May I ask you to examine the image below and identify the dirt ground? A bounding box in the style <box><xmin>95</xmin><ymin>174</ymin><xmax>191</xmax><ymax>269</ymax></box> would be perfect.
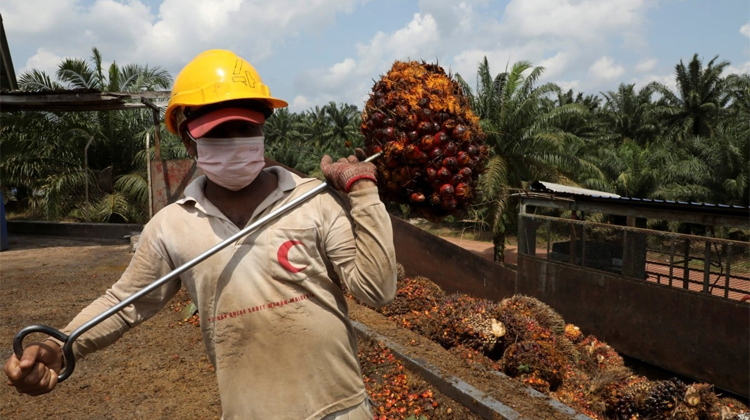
<box><xmin>0</xmin><ymin>234</ymin><xmax>570</xmax><ymax>420</ymax></box>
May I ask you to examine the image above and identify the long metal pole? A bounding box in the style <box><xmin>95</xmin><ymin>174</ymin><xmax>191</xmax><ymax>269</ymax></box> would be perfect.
<box><xmin>14</xmin><ymin>152</ymin><xmax>381</xmax><ymax>382</ymax></box>
<box><xmin>84</xmin><ymin>136</ymin><xmax>94</xmax><ymax>204</ymax></box>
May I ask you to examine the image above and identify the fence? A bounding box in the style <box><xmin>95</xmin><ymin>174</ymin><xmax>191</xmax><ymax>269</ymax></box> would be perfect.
<box><xmin>518</xmin><ymin>213</ymin><xmax>750</xmax><ymax>302</ymax></box>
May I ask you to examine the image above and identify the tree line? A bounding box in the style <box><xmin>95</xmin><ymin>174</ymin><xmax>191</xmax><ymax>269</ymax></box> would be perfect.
<box><xmin>1</xmin><ymin>49</ymin><xmax>747</xmax><ymax>259</ymax></box>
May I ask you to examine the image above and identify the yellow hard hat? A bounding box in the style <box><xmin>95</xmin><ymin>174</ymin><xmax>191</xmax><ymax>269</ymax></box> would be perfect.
<box><xmin>165</xmin><ymin>49</ymin><xmax>288</xmax><ymax>134</ymax></box>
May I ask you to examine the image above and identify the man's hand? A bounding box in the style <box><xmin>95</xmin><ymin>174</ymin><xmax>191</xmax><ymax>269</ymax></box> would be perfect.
<box><xmin>5</xmin><ymin>341</ymin><xmax>63</xmax><ymax>396</ymax></box>
<box><xmin>320</xmin><ymin>151</ymin><xmax>377</xmax><ymax>193</ymax></box>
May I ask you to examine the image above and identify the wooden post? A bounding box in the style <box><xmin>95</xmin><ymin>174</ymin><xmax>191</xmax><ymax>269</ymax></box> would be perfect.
<box><xmin>141</xmin><ymin>99</ymin><xmax>162</xmax><ymax>161</ymax></box>
<box><xmin>570</xmin><ymin>211</ymin><xmax>579</xmax><ymax>266</ymax></box>
<box><xmin>518</xmin><ymin>204</ymin><xmax>537</xmax><ymax>257</ymax></box>
<box><xmin>668</xmin><ymin>238</ymin><xmax>676</xmax><ymax>287</ymax></box>
<box><xmin>724</xmin><ymin>243</ymin><xmax>732</xmax><ymax>299</ymax></box>
<box><xmin>683</xmin><ymin>239</ymin><xmax>691</xmax><ymax>289</ymax></box>
<box><xmin>703</xmin><ymin>237</ymin><xmax>711</xmax><ymax>294</ymax></box>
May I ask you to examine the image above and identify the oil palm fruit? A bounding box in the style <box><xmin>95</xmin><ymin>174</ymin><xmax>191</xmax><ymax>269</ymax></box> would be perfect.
<box><xmin>361</xmin><ymin>60</ymin><xmax>488</xmax><ymax>219</ymax></box>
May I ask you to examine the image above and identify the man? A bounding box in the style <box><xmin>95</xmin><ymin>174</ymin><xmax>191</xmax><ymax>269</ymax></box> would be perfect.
<box><xmin>5</xmin><ymin>49</ymin><xmax>397</xmax><ymax>420</ymax></box>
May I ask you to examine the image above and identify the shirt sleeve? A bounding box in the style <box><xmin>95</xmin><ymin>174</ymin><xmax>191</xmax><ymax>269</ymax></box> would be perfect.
<box><xmin>57</xmin><ymin>220</ymin><xmax>181</xmax><ymax>361</ymax></box>
<box><xmin>324</xmin><ymin>184</ymin><xmax>397</xmax><ymax>308</ymax></box>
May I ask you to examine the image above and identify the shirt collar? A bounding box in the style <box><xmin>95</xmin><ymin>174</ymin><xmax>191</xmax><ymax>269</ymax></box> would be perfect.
<box><xmin>176</xmin><ymin>166</ymin><xmax>307</xmax><ymax>217</ymax></box>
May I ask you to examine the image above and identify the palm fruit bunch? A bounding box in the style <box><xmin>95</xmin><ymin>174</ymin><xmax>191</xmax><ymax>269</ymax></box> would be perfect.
<box><xmin>717</xmin><ymin>397</ymin><xmax>750</xmax><ymax>419</ymax></box>
<box><xmin>564</xmin><ymin>324</ymin><xmax>584</xmax><ymax>344</ymax></box>
<box><xmin>360</xmin><ymin>60</ymin><xmax>489</xmax><ymax>218</ymax></box>
<box><xmin>499</xmin><ymin>295</ymin><xmax>566</xmax><ymax>335</ymax></box>
<box><xmin>671</xmin><ymin>383</ymin><xmax>722</xmax><ymax>420</ymax></box>
<box><xmin>552</xmin><ymin>366</ymin><xmax>602</xmax><ymax>419</ymax></box>
<box><xmin>424</xmin><ymin>294</ymin><xmax>505</xmax><ymax>357</ymax></box>
<box><xmin>500</xmin><ymin>340</ymin><xmax>566</xmax><ymax>392</ymax></box>
<box><xmin>586</xmin><ymin>365</ymin><xmax>638</xmax><ymax>414</ymax></box>
<box><xmin>449</xmin><ymin>345</ymin><xmax>501</xmax><ymax>371</ymax></box>
<box><xmin>378</xmin><ymin>275</ymin><xmax>445</xmax><ymax>317</ymax></box>
<box><xmin>496</xmin><ymin>310</ymin><xmax>553</xmax><ymax>347</ymax></box>
<box><xmin>576</xmin><ymin>335</ymin><xmax>625</xmax><ymax>376</ymax></box>
<box><xmin>609</xmin><ymin>378</ymin><xmax>654</xmax><ymax>420</ymax></box>
<box><xmin>640</xmin><ymin>378</ymin><xmax>688</xmax><ymax>418</ymax></box>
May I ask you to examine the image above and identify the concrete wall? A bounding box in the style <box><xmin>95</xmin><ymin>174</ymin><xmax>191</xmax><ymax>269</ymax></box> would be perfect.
<box><xmin>390</xmin><ymin>216</ymin><xmax>517</xmax><ymax>302</ymax></box>
<box><xmin>516</xmin><ymin>254</ymin><xmax>750</xmax><ymax>398</ymax></box>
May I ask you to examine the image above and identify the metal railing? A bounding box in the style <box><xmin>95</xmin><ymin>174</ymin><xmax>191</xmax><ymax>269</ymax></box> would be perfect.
<box><xmin>518</xmin><ymin>213</ymin><xmax>750</xmax><ymax>302</ymax></box>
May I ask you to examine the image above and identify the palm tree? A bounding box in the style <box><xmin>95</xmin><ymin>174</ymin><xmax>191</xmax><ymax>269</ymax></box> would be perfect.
<box><xmin>649</xmin><ymin>54</ymin><xmax>730</xmax><ymax>141</ymax></box>
<box><xmin>265</xmin><ymin>108</ymin><xmax>319</xmax><ymax>174</ymax></box>
<box><xmin>266</xmin><ymin>103</ymin><xmax>365</xmax><ymax>177</ymax></box>
<box><xmin>456</xmin><ymin>57</ymin><xmax>605</xmax><ymax>262</ymax></box>
<box><xmin>321</xmin><ymin>102</ymin><xmax>364</xmax><ymax>157</ymax></box>
<box><xmin>600</xmin><ymin>83</ymin><xmax>659</xmax><ymax>146</ymax></box>
<box><xmin>0</xmin><ymin>47</ymin><xmax>172</xmax><ymax>222</ymax></box>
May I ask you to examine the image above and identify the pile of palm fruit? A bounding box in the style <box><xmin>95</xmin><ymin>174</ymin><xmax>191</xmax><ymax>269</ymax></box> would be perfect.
<box><xmin>353</xmin><ymin>269</ymin><xmax>750</xmax><ymax>420</ymax></box>
<box><xmin>358</xmin><ymin>339</ymin><xmax>441</xmax><ymax>420</ymax></box>
<box><xmin>360</xmin><ymin>60</ymin><xmax>489</xmax><ymax>219</ymax></box>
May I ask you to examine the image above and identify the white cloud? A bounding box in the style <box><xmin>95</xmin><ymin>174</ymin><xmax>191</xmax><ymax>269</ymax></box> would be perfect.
<box><xmin>631</xmin><ymin>73</ymin><xmax>675</xmax><ymax>94</ymax></box>
<box><xmin>502</xmin><ymin>0</ymin><xmax>647</xmax><ymax>45</ymax></box>
<box><xmin>291</xmin><ymin>95</ymin><xmax>311</xmax><ymax>111</ymax></box>
<box><xmin>446</xmin><ymin>0</ymin><xmax>652</xmax><ymax>95</ymax></box>
<box><xmin>356</xmin><ymin>13</ymin><xmax>439</xmax><ymax>69</ymax></box>
<box><xmin>3</xmin><ymin>0</ymin><xmax>367</xmax><ymax>85</ymax></box>
<box><xmin>589</xmin><ymin>56</ymin><xmax>625</xmax><ymax>82</ymax></box>
<box><xmin>555</xmin><ymin>79</ymin><xmax>581</xmax><ymax>93</ymax></box>
<box><xmin>727</xmin><ymin>62</ymin><xmax>750</xmax><ymax>75</ymax></box>
<box><xmin>4</xmin><ymin>0</ymin><xmax>743</xmax><ymax>113</ymax></box>
<box><xmin>0</xmin><ymin>0</ymin><xmax>77</xmax><ymax>35</ymax></box>
<box><xmin>294</xmin><ymin>12</ymin><xmax>440</xmax><ymax>110</ymax></box>
<box><xmin>24</xmin><ymin>48</ymin><xmax>63</xmax><ymax>76</ymax></box>
<box><xmin>135</xmin><ymin>0</ymin><xmax>369</xmax><ymax>73</ymax></box>
<box><xmin>537</xmin><ymin>51</ymin><xmax>575</xmax><ymax>79</ymax></box>
<box><xmin>635</xmin><ymin>58</ymin><xmax>657</xmax><ymax>73</ymax></box>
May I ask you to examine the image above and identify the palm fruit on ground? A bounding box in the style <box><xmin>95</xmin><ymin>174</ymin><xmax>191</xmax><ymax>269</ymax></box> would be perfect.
<box><xmin>360</xmin><ymin>60</ymin><xmax>489</xmax><ymax>219</ymax></box>
<box><xmin>358</xmin><ymin>339</ymin><xmax>440</xmax><ymax>420</ymax></box>
<box><xmin>500</xmin><ymin>340</ymin><xmax>566</xmax><ymax>392</ymax></box>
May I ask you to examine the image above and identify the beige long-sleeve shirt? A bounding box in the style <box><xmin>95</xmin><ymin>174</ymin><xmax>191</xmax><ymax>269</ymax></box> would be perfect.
<box><xmin>58</xmin><ymin>166</ymin><xmax>397</xmax><ymax>420</ymax></box>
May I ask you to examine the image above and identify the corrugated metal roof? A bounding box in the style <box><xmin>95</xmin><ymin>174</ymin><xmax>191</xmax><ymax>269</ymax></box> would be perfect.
<box><xmin>530</xmin><ymin>181</ymin><xmax>621</xmax><ymax>198</ymax></box>
<box><xmin>0</xmin><ymin>90</ymin><xmax>171</xmax><ymax>112</ymax></box>
<box><xmin>526</xmin><ymin>180</ymin><xmax>750</xmax><ymax>212</ymax></box>
<box><xmin>591</xmin><ymin>195</ymin><xmax>749</xmax><ymax>210</ymax></box>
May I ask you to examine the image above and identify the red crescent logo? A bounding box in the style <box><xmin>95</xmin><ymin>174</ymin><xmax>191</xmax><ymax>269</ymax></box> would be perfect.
<box><xmin>277</xmin><ymin>240</ymin><xmax>308</xmax><ymax>273</ymax></box>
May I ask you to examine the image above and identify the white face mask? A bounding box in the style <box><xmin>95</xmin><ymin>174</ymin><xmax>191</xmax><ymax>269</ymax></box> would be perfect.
<box><xmin>194</xmin><ymin>136</ymin><xmax>265</xmax><ymax>191</ymax></box>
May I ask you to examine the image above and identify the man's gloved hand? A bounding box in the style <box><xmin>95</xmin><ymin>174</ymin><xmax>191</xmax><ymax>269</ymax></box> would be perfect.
<box><xmin>320</xmin><ymin>150</ymin><xmax>377</xmax><ymax>193</ymax></box>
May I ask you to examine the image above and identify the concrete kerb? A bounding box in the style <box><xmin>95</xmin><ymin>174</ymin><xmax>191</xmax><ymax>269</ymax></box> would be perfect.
<box><xmin>7</xmin><ymin>221</ymin><xmax>143</xmax><ymax>241</ymax></box>
<box><xmin>352</xmin><ymin>320</ymin><xmax>527</xmax><ymax>420</ymax></box>
<box><xmin>352</xmin><ymin>320</ymin><xmax>594</xmax><ymax>420</ymax></box>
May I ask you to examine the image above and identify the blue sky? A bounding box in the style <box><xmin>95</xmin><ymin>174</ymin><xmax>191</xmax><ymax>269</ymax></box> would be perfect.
<box><xmin>2</xmin><ymin>0</ymin><xmax>748</xmax><ymax>112</ymax></box>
